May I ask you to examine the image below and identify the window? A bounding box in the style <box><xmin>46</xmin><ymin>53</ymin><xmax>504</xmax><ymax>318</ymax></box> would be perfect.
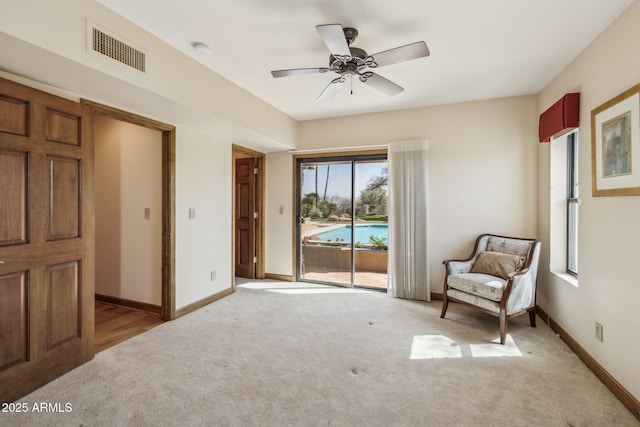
<box><xmin>566</xmin><ymin>132</ymin><xmax>578</xmax><ymax>275</ymax></box>
<box><xmin>550</xmin><ymin>131</ymin><xmax>578</xmax><ymax>281</ymax></box>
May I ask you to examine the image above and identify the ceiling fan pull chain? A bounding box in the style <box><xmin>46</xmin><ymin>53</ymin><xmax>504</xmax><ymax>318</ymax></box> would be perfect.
<box><xmin>350</xmin><ymin>75</ymin><xmax>353</xmax><ymax>95</ymax></box>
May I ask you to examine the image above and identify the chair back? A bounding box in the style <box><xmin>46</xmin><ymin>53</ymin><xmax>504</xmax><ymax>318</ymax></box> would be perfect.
<box><xmin>480</xmin><ymin>234</ymin><xmax>541</xmax><ymax>284</ymax></box>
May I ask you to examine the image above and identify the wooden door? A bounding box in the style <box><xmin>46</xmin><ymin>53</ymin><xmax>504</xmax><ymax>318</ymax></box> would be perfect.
<box><xmin>235</xmin><ymin>157</ymin><xmax>256</xmax><ymax>278</ymax></box>
<box><xmin>0</xmin><ymin>78</ymin><xmax>94</xmax><ymax>403</ymax></box>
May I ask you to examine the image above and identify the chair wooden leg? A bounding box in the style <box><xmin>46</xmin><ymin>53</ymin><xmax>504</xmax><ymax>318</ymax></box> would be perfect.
<box><xmin>440</xmin><ymin>293</ymin><xmax>449</xmax><ymax>319</ymax></box>
<box><xmin>529</xmin><ymin>309</ymin><xmax>537</xmax><ymax>328</ymax></box>
<box><xmin>499</xmin><ymin>311</ymin><xmax>507</xmax><ymax>345</ymax></box>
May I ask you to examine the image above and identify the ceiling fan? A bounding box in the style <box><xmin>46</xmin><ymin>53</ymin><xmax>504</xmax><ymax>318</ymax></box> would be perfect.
<box><xmin>271</xmin><ymin>24</ymin><xmax>430</xmax><ymax>100</ymax></box>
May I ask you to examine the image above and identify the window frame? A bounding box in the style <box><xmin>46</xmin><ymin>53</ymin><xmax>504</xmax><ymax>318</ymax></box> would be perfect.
<box><xmin>566</xmin><ymin>132</ymin><xmax>578</xmax><ymax>276</ymax></box>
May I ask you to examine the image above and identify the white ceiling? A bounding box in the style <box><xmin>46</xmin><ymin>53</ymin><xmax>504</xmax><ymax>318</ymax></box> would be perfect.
<box><xmin>97</xmin><ymin>0</ymin><xmax>633</xmax><ymax>121</ymax></box>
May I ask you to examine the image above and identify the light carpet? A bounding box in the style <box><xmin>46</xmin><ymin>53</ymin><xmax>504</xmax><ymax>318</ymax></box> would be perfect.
<box><xmin>3</xmin><ymin>279</ymin><xmax>638</xmax><ymax>427</ymax></box>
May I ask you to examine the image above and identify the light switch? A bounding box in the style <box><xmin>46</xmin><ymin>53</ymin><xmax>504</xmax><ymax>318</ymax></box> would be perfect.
<box><xmin>189</xmin><ymin>208</ymin><xmax>196</xmax><ymax>219</ymax></box>
<box><xmin>144</xmin><ymin>208</ymin><xmax>151</xmax><ymax>219</ymax></box>
<box><xmin>279</xmin><ymin>206</ymin><xmax>284</xmax><ymax>215</ymax></box>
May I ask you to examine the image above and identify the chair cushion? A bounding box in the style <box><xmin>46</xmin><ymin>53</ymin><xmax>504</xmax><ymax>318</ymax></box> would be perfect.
<box><xmin>447</xmin><ymin>273</ymin><xmax>507</xmax><ymax>302</ymax></box>
<box><xmin>470</xmin><ymin>251</ymin><xmax>525</xmax><ymax>280</ymax></box>
<box><xmin>447</xmin><ymin>289</ymin><xmax>501</xmax><ymax>314</ymax></box>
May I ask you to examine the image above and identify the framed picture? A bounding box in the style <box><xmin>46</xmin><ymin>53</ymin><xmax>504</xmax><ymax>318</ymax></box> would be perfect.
<box><xmin>591</xmin><ymin>83</ymin><xmax>640</xmax><ymax>196</ymax></box>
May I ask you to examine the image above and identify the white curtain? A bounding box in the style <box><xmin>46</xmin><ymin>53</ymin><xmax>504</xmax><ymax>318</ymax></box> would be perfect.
<box><xmin>387</xmin><ymin>140</ymin><xmax>430</xmax><ymax>301</ymax></box>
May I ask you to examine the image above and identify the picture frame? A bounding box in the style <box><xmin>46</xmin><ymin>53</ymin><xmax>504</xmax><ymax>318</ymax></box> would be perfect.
<box><xmin>591</xmin><ymin>83</ymin><xmax>640</xmax><ymax>196</ymax></box>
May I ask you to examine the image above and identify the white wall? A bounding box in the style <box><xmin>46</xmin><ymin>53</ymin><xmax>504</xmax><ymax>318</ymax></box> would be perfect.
<box><xmin>537</xmin><ymin>1</ymin><xmax>640</xmax><ymax>400</ymax></box>
<box><xmin>266</xmin><ymin>96</ymin><xmax>539</xmax><ymax>286</ymax></box>
<box><xmin>95</xmin><ymin>116</ymin><xmax>162</xmax><ymax>305</ymax></box>
<box><xmin>175</xmin><ymin>127</ymin><xmax>233</xmax><ymax>309</ymax></box>
<box><xmin>265</xmin><ymin>151</ymin><xmax>294</xmax><ymax>276</ymax></box>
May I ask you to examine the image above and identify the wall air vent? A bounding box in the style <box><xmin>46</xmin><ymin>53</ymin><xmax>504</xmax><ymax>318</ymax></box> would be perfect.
<box><xmin>89</xmin><ymin>23</ymin><xmax>146</xmax><ymax>72</ymax></box>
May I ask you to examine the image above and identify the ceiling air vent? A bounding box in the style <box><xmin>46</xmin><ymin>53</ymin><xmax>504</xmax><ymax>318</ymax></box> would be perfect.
<box><xmin>89</xmin><ymin>23</ymin><xmax>146</xmax><ymax>72</ymax></box>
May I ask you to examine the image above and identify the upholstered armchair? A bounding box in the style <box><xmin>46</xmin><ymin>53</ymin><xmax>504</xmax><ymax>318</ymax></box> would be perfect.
<box><xmin>440</xmin><ymin>234</ymin><xmax>541</xmax><ymax>344</ymax></box>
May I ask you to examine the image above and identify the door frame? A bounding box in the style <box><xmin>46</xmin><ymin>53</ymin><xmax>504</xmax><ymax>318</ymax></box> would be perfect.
<box><xmin>232</xmin><ymin>144</ymin><xmax>265</xmax><ymax>286</ymax></box>
<box><xmin>82</xmin><ymin>100</ymin><xmax>177</xmax><ymax>320</ymax></box>
<box><xmin>293</xmin><ymin>150</ymin><xmax>388</xmax><ymax>287</ymax></box>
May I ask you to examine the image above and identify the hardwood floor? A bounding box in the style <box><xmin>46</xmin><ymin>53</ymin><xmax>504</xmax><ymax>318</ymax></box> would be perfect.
<box><xmin>95</xmin><ymin>301</ymin><xmax>163</xmax><ymax>353</ymax></box>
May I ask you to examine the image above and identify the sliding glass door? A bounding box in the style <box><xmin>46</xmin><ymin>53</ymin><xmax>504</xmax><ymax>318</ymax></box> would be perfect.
<box><xmin>296</xmin><ymin>154</ymin><xmax>388</xmax><ymax>289</ymax></box>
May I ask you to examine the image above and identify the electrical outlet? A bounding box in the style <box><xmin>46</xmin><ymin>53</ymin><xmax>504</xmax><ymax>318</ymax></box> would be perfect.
<box><xmin>595</xmin><ymin>322</ymin><xmax>603</xmax><ymax>342</ymax></box>
<box><xmin>210</xmin><ymin>270</ymin><xmax>216</xmax><ymax>281</ymax></box>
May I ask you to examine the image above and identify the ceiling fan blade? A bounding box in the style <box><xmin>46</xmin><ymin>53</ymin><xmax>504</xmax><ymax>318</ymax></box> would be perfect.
<box><xmin>318</xmin><ymin>77</ymin><xmax>345</xmax><ymax>100</ymax></box>
<box><xmin>360</xmin><ymin>72</ymin><xmax>404</xmax><ymax>96</ymax></box>
<box><xmin>316</xmin><ymin>24</ymin><xmax>351</xmax><ymax>57</ymax></box>
<box><xmin>367</xmin><ymin>41</ymin><xmax>430</xmax><ymax>68</ymax></box>
<box><xmin>271</xmin><ymin>68</ymin><xmax>330</xmax><ymax>78</ymax></box>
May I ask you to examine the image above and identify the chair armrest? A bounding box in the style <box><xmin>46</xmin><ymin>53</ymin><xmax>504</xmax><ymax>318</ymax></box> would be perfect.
<box><xmin>443</xmin><ymin>234</ymin><xmax>490</xmax><ymax>275</ymax></box>
<box><xmin>443</xmin><ymin>259</ymin><xmax>474</xmax><ymax>275</ymax></box>
<box><xmin>505</xmin><ymin>268</ymin><xmax>536</xmax><ymax>314</ymax></box>
<box><xmin>507</xmin><ymin>267</ymin><xmax>529</xmax><ymax>279</ymax></box>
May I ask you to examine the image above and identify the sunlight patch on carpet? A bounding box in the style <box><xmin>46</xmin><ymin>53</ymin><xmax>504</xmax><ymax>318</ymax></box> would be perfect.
<box><xmin>238</xmin><ymin>282</ymin><xmax>329</xmax><ymax>290</ymax></box>
<box><xmin>267</xmin><ymin>288</ymin><xmax>370</xmax><ymax>295</ymax></box>
<box><xmin>469</xmin><ymin>334</ymin><xmax>522</xmax><ymax>357</ymax></box>
<box><xmin>410</xmin><ymin>334</ymin><xmax>522</xmax><ymax>359</ymax></box>
<box><xmin>410</xmin><ymin>335</ymin><xmax>462</xmax><ymax>359</ymax></box>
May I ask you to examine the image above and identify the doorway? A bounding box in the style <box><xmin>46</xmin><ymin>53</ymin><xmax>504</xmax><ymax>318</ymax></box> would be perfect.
<box><xmin>232</xmin><ymin>144</ymin><xmax>265</xmax><ymax>281</ymax></box>
<box><xmin>84</xmin><ymin>100</ymin><xmax>176</xmax><ymax>321</ymax></box>
<box><xmin>295</xmin><ymin>153</ymin><xmax>388</xmax><ymax>289</ymax></box>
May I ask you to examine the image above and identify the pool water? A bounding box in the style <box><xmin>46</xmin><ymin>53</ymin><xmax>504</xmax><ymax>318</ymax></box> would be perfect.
<box><xmin>311</xmin><ymin>224</ymin><xmax>388</xmax><ymax>244</ymax></box>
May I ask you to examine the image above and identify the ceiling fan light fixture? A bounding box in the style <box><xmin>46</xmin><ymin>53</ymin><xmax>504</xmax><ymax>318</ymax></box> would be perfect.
<box><xmin>192</xmin><ymin>42</ymin><xmax>210</xmax><ymax>55</ymax></box>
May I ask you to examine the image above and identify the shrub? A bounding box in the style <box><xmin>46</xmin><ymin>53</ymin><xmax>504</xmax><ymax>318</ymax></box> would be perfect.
<box><xmin>369</xmin><ymin>235</ymin><xmax>388</xmax><ymax>251</ymax></box>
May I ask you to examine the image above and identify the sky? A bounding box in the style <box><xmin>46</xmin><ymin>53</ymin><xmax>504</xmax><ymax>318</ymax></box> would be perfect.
<box><xmin>300</xmin><ymin>160</ymin><xmax>387</xmax><ymax>202</ymax></box>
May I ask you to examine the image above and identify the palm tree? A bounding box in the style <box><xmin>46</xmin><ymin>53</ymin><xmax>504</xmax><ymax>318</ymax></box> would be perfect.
<box><xmin>322</xmin><ymin>164</ymin><xmax>331</xmax><ymax>201</ymax></box>
<box><xmin>303</xmin><ymin>165</ymin><xmax>319</xmax><ymax>207</ymax></box>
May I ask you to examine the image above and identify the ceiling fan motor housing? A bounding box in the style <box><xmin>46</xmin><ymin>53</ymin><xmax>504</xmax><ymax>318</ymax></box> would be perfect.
<box><xmin>329</xmin><ymin>46</ymin><xmax>368</xmax><ymax>74</ymax></box>
<box><xmin>343</xmin><ymin>27</ymin><xmax>358</xmax><ymax>44</ymax></box>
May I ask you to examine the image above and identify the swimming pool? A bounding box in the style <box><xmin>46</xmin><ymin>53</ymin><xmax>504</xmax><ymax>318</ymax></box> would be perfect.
<box><xmin>311</xmin><ymin>224</ymin><xmax>388</xmax><ymax>244</ymax></box>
